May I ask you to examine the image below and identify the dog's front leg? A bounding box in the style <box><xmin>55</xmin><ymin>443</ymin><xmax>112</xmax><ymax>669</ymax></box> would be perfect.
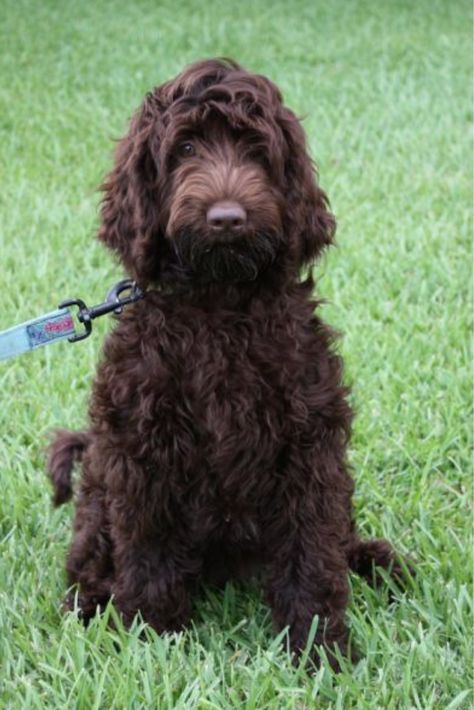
<box><xmin>107</xmin><ymin>460</ymin><xmax>201</xmax><ymax>634</ymax></box>
<box><xmin>111</xmin><ymin>538</ymin><xmax>198</xmax><ymax>633</ymax></box>
<box><xmin>263</xmin><ymin>449</ymin><xmax>354</xmax><ymax>670</ymax></box>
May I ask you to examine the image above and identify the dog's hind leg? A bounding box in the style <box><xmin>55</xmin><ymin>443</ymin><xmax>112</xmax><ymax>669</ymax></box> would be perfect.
<box><xmin>64</xmin><ymin>478</ymin><xmax>114</xmax><ymax>621</ymax></box>
<box><xmin>347</xmin><ymin>536</ymin><xmax>412</xmax><ymax>589</ymax></box>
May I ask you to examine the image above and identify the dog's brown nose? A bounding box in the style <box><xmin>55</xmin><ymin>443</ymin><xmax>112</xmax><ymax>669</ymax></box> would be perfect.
<box><xmin>206</xmin><ymin>201</ymin><xmax>247</xmax><ymax>232</ymax></box>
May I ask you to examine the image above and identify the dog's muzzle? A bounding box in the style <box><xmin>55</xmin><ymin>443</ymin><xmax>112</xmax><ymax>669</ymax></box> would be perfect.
<box><xmin>171</xmin><ymin>228</ymin><xmax>282</xmax><ymax>283</ymax></box>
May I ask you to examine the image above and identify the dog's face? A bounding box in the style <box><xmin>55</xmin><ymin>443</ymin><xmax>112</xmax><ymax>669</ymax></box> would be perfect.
<box><xmin>99</xmin><ymin>59</ymin><xmax>335</xmax><ymax>287</ymax></box>
<box><xmin>161</xmin><ymin>114</ymin><xmax>285</xmax><ymax>284</ymax></box>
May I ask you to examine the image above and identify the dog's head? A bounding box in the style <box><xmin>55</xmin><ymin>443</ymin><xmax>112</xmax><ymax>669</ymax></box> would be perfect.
<box><xmin>99</xmin><ymin>58</ymin><xmax>335</xmax><ymax>287</ymax></box>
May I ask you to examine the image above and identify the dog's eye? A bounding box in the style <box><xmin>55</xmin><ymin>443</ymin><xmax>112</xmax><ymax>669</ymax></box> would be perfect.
<box><xmin>177</xmin><ymin>141</ymin><xmax>196</xmax><ymax>158</ymax></box>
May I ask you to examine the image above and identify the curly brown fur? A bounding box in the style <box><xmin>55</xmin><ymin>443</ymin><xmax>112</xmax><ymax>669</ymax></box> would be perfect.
<box><xmin>47</xmin><ymin>430</ymin><xmax>90</xmax><ymax>506</ymax></box>
<box><xmin>47</xmin><ymin>58</ymin><xmax>408</xmax><ymax>670</ymax></box>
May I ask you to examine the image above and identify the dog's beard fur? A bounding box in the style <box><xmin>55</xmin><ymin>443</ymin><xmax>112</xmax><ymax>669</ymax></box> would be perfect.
<box><xmin>170</xmin><ymin>228</ymin><xmax>282</xmax><ymax>283</ymax></box>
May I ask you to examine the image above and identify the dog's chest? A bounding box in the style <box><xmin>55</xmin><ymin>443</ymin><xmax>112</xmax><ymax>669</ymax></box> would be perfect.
<box><xmin>180</xmin><ymin>318</ymin><xmax>286</xmax><ymax>470</ymax></box>
<box><xmin>161</xmin><ymin>315</ymin><xmax>288</xmax><ymax>529</ymax></box>
<box><xmin>112</xmin><ymin>300</ymin><xmax>308</xmax><ymax>494</ymax></box>
<box><xmin>102</xmin><ymin>295</ymin><xmax>326</xmax><ymax>532</ymax></box>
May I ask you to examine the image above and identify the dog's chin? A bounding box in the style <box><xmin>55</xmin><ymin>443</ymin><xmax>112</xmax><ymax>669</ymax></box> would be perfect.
<box><xmin>170</xmin><ymin>228</ymin><xmax>282</xmax><ymax>284</ymax></box>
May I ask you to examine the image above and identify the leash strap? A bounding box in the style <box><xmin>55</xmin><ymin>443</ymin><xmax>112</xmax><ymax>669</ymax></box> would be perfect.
<box><xmin>0</xmin><ymin>279</ymin><xmax>145</xmax><ymax>362</ymax></box>
<box><xmin>0</xmin><ymin>308</ymin><xmax>76</xmax><ymax>361</ymax></box>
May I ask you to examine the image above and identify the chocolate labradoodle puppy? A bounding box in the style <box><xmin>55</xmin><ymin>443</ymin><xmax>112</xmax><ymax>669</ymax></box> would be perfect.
<box><xmin>48</xmin><ymin>58</ymin><xmax>407</xmax><ymax>670</ymax></box>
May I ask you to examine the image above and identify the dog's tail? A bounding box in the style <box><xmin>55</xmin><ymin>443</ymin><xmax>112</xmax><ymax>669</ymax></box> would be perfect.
<box><xmin>46</xmin><ymin>430</ymin><xmax>90</xmax><ymax>506</ymax></box>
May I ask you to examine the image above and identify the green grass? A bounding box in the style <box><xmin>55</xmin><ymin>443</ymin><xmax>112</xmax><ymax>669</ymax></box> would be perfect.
<box><xmin>0</xmin><ymin>0</ymin><xmax>472</xmax><ymax>707</ymax></box>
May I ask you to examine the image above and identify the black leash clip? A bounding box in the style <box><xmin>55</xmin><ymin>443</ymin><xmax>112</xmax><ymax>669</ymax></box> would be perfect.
<box><xmin>59</xmin><ymin>279</ymin><xmax>145</xmax><ymax>343</ymax></box>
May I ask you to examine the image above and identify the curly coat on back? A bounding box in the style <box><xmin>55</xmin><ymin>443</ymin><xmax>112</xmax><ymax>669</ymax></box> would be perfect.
<box><xmin>48</xmin><ymin>58</ymin><xmax>406</xmax><ymax>670</ymax></box>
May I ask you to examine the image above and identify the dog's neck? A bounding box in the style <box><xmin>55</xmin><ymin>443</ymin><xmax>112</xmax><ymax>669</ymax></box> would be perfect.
<box><xmin>152</xmin><ymin>260</ymin><xmax>299</xmax><ymax>311</ymax></box>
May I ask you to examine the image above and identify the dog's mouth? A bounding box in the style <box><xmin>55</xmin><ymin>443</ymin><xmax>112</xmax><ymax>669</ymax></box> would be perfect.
<box><xmin>170</xmin><ymin>228</ymin><xmax>282</xmax><ymax>283</ymax></box>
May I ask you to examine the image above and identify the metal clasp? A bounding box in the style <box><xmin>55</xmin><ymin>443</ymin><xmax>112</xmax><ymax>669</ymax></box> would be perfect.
<box><xmin>59</xmin><ymin>279</ymin><xmax>145</xmax><ymax>343</ymax></box>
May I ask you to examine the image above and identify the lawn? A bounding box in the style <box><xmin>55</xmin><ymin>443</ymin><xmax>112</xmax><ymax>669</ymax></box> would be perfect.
<box><xmin>0</xmin><ymin>0</ymin><xmax>472</xmax><ymax>707</ymax></box>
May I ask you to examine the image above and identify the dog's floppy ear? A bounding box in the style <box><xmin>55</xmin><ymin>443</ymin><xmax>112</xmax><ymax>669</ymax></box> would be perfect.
<box><xmin>98</xmin><ymin>93</ymin><xmax>164</xmax><ymax>283</ymax></box>
<box><xmin>279</xmin><ymin>109</ymin><xmax>336</xmax><ymax>267</ymax></box>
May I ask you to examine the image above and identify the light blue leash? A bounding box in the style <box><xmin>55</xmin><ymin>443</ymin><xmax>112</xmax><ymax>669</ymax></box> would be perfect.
<box><xmin>0</xmin><ymin>308</ymin><xmax>76</xmax><ymax>361</ymax></box>
<box><xmin>0</xmin><ymin>280</ymin><xmax>144</xmax><ymax>362</ymax></box>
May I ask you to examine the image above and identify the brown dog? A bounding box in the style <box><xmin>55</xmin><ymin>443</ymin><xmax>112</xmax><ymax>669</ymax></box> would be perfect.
<box><xmin>48</xmin><ymin>58</ymin><xmax>406</xmax><ymax>670</ymax></box>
